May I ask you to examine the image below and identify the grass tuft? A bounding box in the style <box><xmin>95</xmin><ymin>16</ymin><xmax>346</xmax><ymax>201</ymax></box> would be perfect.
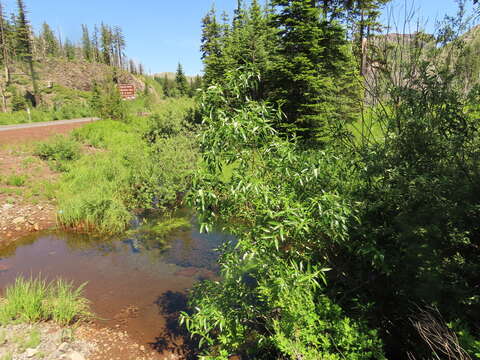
<box><xmin>0</xmin><ymin>276</ymin><xmax>91</xmax><ymax>326</ymax></box>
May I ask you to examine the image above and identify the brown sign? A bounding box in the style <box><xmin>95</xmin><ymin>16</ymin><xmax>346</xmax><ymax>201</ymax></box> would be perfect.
<box><xmin>118</xmin><ymin>84</ymin><xmax>136</xmax><ymax>100</ymax></box>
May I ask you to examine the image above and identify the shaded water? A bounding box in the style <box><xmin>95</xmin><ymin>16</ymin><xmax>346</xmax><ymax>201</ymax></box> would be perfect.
<box><xmin>0</xmin><ymin>213</ymin><xmax>233</xmax><ymax>354</ymax></box>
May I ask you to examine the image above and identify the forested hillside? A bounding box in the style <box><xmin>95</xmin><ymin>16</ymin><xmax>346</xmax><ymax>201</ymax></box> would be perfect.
<box><xmin>0</xmin><ymin>0</ymin><xmax>201</xmax><ymax>124</ymax></box>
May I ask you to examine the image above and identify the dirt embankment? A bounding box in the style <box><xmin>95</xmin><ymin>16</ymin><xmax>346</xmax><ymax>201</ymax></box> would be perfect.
<box><xmin>0</xmin><ymin>119</ymin><xmax>97</xmax><ymax>244</ymax></box>
<box><xmin>0</xmin><ymin>147</ymin><xmax>58</xmax><ymax>245</ymax></box>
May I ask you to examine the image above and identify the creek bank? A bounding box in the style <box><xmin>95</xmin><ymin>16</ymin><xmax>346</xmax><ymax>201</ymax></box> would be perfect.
<box><xmin>0</xmin><ymin>202</ymin><xmax>56</xmax><ymax>245</ymax></box>
<box><xmin>0</xmin><ymin>148</ymin><xmax>58</xmax><ymax>245</ymax></box>
<box><xmin>0</xmin><ymin>322</ymin><xmax>169</xmax><ymax>360</ymax></box>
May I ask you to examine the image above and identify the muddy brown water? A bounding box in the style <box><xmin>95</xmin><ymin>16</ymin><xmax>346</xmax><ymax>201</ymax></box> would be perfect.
<box><xmin>0</xmin><ymin>215</ymin><xmax>233</xmax><ymax>355</ymax></box>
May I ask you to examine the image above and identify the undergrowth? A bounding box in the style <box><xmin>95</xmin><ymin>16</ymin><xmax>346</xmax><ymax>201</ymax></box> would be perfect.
<box><xmin>54</xmin><ymin>97</ymin><xmax>198</xmax><ymax>233</ymax></box>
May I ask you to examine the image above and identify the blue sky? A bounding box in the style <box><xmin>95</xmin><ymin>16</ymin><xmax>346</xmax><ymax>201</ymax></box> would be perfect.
<box><xmin>0</xmin><ymin>0</ymin><xmax>476</xmax><ymax>75</ymax></box>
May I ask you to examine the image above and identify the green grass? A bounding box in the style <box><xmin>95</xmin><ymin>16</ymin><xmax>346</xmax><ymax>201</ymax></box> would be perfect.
<box><xmin>347</xmin><ymin>105</ymin><xmax>390</xmax><ymax>145</ymax></box>
<box><xmin>4</xmin><ymin>174</ymin><xmax>27</xmax><ymax>187</ymax></box>
<box><xmin>0</xmin><ymin>353</ymin><xmax>12</xmax><ymax>360</ymax></box>
<box><xmin>0</xmin><ymin>103</ymin><xmax>92</xmax><ymax>126</ymax></box>
<box><xmin>0</xmin><ymin>276</ymin><xmax>91</xmax><ymax>326</ymax></box>
<box><xmin>56</xmin><ymin>98</ymin><xmax>198</xmax><ymax>234</ymax></box>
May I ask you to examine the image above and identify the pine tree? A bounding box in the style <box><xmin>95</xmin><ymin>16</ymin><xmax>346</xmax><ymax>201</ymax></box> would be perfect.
<box><xmin>15</xmin><ymin>0</ymin><xmax>39</xmax><ymax>106</ymax></box>
<box><xmin>268</xmin><ymin>0</ymin><xmax>361</xmax><ymax>142</ymax></box>
<box><xmin>112</xmin><ymin>26</ymin><xmax>125</xmax><ymax>68</ymax></box>
<box><xmin>175</xmin><ymin>62</ymin><xmax>188</xmax><ymax>96</ymax></box>
<box><xmin>0</xmin><ymin>1</ymin><xmax>12</xmax><ymax>85</ymax></box>
<box><xmin>81</xmin><ymin>24</ymin><xmax>92</xmax><ymax>61</ymax></box>
<box><xmin>200</xmin><ymin>6</ymin><xmax>226</xmax><ymax>85</ymax></box>
<box><xmin>128</xmin><ymin>59</ymin><xmax>136</xmax><ymax>74</ymax></box>
<box><xmin>162</xmin><ymin>73</ymin><xmax>171</xmax><ymax>97</ymax></box>
<box><xmin>41</xmin><ymin>22</ymin><xmax>58</xmax><ymax>57</ymax></box>
<box><xmin>349</xmin><ymin>0</ymin><xmax>390</xmax><ymax>75</ymax></box>
<box><xmin>100</xmin><ymin>23</ymin><xmax>112</xmax><ymax>65</ymax></box>
<box><xmin>189</xmin><ymin>75</ymin><xmax>203</xmax><ymax>96</ymax></box>
<box><xmin>64</xmin><ymin>38</ymin><xmax>75</xmax><ymax>60</ymax></box>
<box><xmin>92</xmin><ymin>25</ymin><xmax>100</xmax><ymax>62</ymax></box>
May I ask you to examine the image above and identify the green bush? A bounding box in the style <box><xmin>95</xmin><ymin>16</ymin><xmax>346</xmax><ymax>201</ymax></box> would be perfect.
<box><xmin>34</xmin><ymin>135</ymin><xmax>81</xmax><ymax>162</ymax></box>
<box><xmin>181</xmin><ymin>71</ymin><xmax>385</xmax><ymax>359</ymax></box>
<box><xmin>0</xmin><ymin>276</ymin><xmax>91</xmax><ymax>325</ymax></box>
<box><xmin>34</xmin><ymin>135</ymin><xmax>81</xmax><ymax>172</ymax></box>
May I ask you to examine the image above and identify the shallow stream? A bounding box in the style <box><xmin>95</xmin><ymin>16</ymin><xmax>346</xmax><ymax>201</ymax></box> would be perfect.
<box><xmin>0</xmin><ymin>212</ymin><xmax>232</xmax><ymax>353</ymax></box>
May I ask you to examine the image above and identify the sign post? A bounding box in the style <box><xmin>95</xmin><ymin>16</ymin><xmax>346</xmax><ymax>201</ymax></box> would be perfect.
<box><xmin>118</xmin><ymin>84</ymin><xmax>136</xmax><ymax>100</ymax></box>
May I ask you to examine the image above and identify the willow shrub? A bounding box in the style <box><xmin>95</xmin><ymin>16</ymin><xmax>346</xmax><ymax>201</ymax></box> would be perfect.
<box><xmin>180</xmin><ymin>71</ymin><xmax>385</xmax><ymax>359</ymax></box>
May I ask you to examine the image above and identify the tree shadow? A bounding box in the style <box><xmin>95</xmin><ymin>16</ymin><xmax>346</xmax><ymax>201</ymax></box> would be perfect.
<box><xmin>150</xmin><ymin>290</ymin><xmax>198</xmax><ymax>359</ymax></box>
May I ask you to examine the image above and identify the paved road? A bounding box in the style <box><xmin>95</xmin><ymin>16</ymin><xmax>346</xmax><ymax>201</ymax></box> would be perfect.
<box><xmin>0</xmin><ymin>117</ymin><xmax>99</xmax><ymax>132</ymax></box>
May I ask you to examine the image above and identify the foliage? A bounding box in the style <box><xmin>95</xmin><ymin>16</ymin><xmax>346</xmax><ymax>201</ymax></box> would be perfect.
<box><xmin>57</xmin><ymin>98</ymin><xmax>198</xmax><ymax>233</ymax></box>
<box><xmin>89</xmin><ymin>80</ymin><xmax>127</xmax><ymax>121</ymax></box>
<box><xmin>34</xmin><ymin>135</ymin><xmax>81</xmax><ymax>163</ymax></box>
<box><xmin>175</xmin><ymin>63</ymin><xmax>189</xmax><ymax>96</ymax></box>
<box><xmin>4</xmin><ymin>174</ymin><xmax>27</xmax><ymax>186</ymax></box>
<box><xmin>181</xmin><ymin>71</ymin><xmax>385</xmax><ymax>359</ymax></box>
<box><xmin>0</xmin><ymin>276</ymin><xmax>91</xmax><ymax>326</ymax></box>
<box><xmin>267</xmin><ymin>0</ymin><xmax>362</xmax><ymax>142</ymax></box>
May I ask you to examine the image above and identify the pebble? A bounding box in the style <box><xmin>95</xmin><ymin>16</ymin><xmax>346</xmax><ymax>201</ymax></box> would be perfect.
<box><xmin>65</xmin><ymin>351</ymin><xmax>85</xmax><ymax>360</ymax></box>
<box><xmin>58</xmin><ymin>342</ymin><xmax>69</xmax><ymax>352</ymax></box>
<box><xmin>25</xmin><ymin>348</ymin><xmax>38</xmax><ymax>358</ymax></box>
<box><xmin>12</xmin><ymin>216</ymin><xmax>25</xmax><ymax>224</ymax></box>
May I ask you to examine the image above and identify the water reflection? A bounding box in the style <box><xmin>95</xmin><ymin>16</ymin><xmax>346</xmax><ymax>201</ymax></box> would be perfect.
<box><xmin>0</xmin><ymin>210</ymin><xmax>233</xmax><ymax>349</ymax></box>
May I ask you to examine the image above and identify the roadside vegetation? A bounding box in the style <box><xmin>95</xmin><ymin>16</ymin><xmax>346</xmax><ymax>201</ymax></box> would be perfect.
<box><xmin>29</xmin><ymin>92</ymin><xmax>198</xmax><ymax>233</ymax></box>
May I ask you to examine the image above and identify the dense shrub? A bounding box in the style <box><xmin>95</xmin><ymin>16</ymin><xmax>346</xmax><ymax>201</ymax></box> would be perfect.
<box><xmin>183</xmin><ymin>61</ymin><xmax>480</xmax><ymax>358</ymax></box>
<box><xmin>181</xmin><ymin>72</ymin><xmax>385</xmax><ymax>359</ymax></box>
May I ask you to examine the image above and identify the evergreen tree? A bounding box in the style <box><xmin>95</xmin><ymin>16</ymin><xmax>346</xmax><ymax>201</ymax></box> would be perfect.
<box><xmin>92</xmin><ymin>24</ymin><xmax>100</xmax><ymax>62</ymax></box>
<box><xmin>200</xmin><ymin>6</ymin><xmax>226</xmax><ymax>85</ymax></box>
<box><xmin>112</xmin><ymin>26</ymin><xmax>125</xmax><ymax>68</ymax></box>
<box><xmin>0</xmin><ymin>1</ymin><xmax>12</xmax><ymax>85</ymax></box>
<box><xmin>223</xmin><ymin>0</ymin><xmax>275</xmax><ymax>98</ymax></box>
<box><xmin>175</xmin><ymin>62</ymin><xmax>188</xmax><ymax>96</ymax></box>
<box><xmin>41</xmin><ymin>22</ymin><xmax>58</xmax><ymax>57</ymax></box>
<box><xmin>15</xmin><ymin>0</ymin><xmax>39</xmax><ymax>106</ymax></box>
<box><xmin>64</xmin><ymin>38</ymin><xmax>76</xmax><ymax>60</ymax></box>
<box><xmin>81</xmin><ymin>24</ymin><xmax>92</xmax><ymax>61</ymax></box>
<box><xmin>268</xmin><ymin>0</ymin><xmax>361</xmax><ymax>142</ymax></box>
<box><xmin>128</xmin><ymin>59</ymin><xmax>137</xmax><ymax>74</ymax></box>
<box><xmin>128</xmin><ymin>59</ymin><xmax>136</xmax><ymax>74</ymax></box>
<box><xmin>162</xmin><ymin>73</ymin><xmax>172</xmax><ymax>97</ymax></box>
<box><xmin>14</xmin><ymin>0</ymin><xmax>31</xmax><ymax>58</ymax></box>
<box><xmin>100</xmin><ymin>23</ymin><xmax>112</xmax><ymax>65</ymax></box>
<box><xmin>190</xmin><ymin>75</ymin><xmax>203</xmax><ymax>96</ymax></box>
<box><xmin>349</xmin><ymin>0</ymin><xmax>390</xmax><ymax>75</ymax></box>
